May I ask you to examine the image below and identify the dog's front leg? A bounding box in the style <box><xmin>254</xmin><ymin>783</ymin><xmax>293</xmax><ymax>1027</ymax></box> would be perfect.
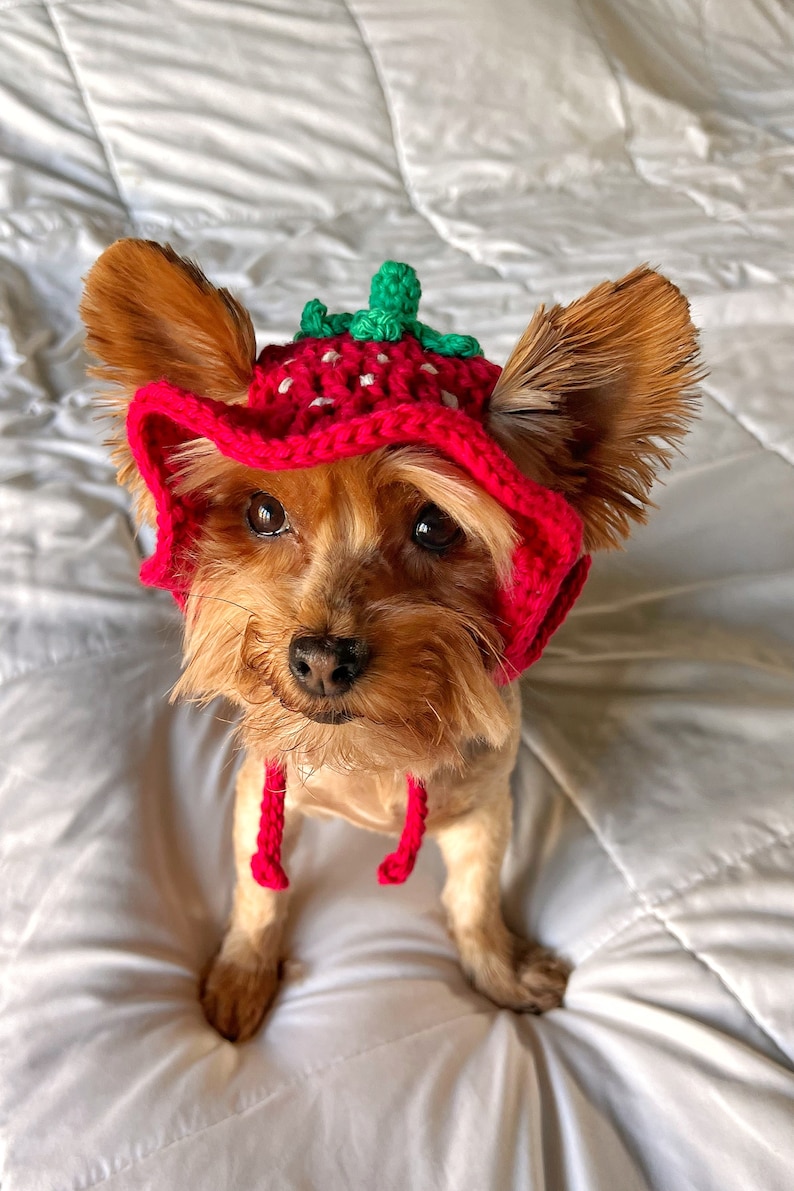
<box><xmin>200</xmin><ymin>752</ymin><xmax>302</xmax><ymax>1041</ymax></box>
<box><xmin>435</xmin><ymin>793</ymin><xmax>568</xmax><ymax>1013</ymax></box>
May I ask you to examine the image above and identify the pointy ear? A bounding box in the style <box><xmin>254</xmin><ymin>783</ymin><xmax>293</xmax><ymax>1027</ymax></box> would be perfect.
<box><xmin>80</xmin><ymin>238</ymin><xmax>256</xmax><ymax>524</ymax></box>
<box><xmin>81</xmin><ymin>238</ymin><xmax>256</xmax><ymax>400</ymax></box>
<box><xmin>487</xmin><ymin>267</ymin><xmax>702</xmax><ymax>551</ymax></box>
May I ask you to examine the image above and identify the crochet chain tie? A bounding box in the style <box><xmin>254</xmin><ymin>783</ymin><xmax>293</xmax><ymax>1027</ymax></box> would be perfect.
<box><xmin>250</xmin><ymin>763</ymin><xmax>429</xmax><ymax>891</ymax></box>
<box><xmin>377</xmin><ymin>774</ymin><xmax>429</xmax><ymax>886</ymax></box>
<box><xmin>250</xmin><ymin>760</ymin><xmax>290</xmax><ymax>890</ymax></box>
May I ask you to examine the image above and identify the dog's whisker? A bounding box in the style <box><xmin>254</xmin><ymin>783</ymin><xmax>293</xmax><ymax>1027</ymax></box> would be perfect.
<box><xmin>185</xmin><ymin>590</ymin><xmax>257</xmax><ymax>619</ymax></box>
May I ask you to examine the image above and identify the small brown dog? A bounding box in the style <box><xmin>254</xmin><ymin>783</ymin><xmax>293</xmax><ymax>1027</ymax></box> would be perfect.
<box><xmin>81</xmin><ymin>242</ymin><xmax>699</xmax><ymax>1041</ymax></box>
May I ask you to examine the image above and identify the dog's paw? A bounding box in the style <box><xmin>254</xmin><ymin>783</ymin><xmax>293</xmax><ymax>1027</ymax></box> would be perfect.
<box><xmin>466</xmin><ymin>940</ymin><xmax>570</xmax><ymax>1014</ymax></box>
<box><xmin>511</xmin><ymin>944</ymin><xmax>570</xmax><ymax>1013</ymax></box>
<box><xmin>200</xmin><ymin>956</ymin><xmax>280</xmax><ymax>1042</ymax></box>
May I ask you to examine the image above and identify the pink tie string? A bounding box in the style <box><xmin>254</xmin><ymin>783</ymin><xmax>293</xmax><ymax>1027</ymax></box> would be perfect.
<box><xmin>250</xmin><ymin>764</ymin><xmax>428</xmax><ymax>890</ymax></box>
<box><xmin>250</xmin><ymin>760</ymin><xmax>290</xmax><ymax>891</ymax></box>
<box><xmin>377</xmin><ymin>774</ymin><xmax>428</xmax><ymax>885</ymax></box>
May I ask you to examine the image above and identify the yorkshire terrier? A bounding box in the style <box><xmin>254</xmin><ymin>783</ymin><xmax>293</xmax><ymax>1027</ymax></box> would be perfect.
<box><xmin>81</xmin><ymin>243</ymin><xmax>700</xmax><ymax>1041</ymax></box>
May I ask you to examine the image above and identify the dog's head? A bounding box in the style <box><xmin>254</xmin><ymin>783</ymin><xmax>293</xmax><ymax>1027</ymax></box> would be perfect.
<box><xmin>81</xmin><ymin>242</ymin><xmax>701</xmax><ymax>772</ymax></box>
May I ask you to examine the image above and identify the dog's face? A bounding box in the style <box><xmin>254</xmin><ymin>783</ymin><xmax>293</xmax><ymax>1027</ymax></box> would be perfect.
<box><xmin>80</xmin><ymin>240</ymin><xmax>701</xmax><ymax>774</ymax></box>
<box><xmin>171</xmin><ymin>445</ymin><xmax>516</xmax><ymax>772</ymax></box>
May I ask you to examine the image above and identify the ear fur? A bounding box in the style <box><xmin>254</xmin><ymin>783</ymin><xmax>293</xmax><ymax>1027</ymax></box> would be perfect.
<box><xmin>488</xmin><ymin>267</ymin><xmax>702</xmax><ymax>551</ymax></box>
<box><xmin>80</xmin><ymin>238</ymin><xmax>256</xmax><ymax>524</ymax></box>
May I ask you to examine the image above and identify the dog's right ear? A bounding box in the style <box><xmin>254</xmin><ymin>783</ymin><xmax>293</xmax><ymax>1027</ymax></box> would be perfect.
<box><xmin>80</xmin><ymin>239</ymin><xmax>256</xmax><ymax>523</ymax></box>
<box><xmin>487</xmin><ymin>268</ymin><xmax>701</xmax><ymax>552</ymax></box>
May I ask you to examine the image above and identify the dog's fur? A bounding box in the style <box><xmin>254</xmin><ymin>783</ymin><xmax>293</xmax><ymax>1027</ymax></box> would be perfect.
<box><xmin>81</xmin><ymin>241</ymin><xmax>700</xmax><ymax>1041</ymax></box>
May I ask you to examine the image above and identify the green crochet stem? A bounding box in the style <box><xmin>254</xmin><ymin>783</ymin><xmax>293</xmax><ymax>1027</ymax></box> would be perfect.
<box><xmin>295</xmin><ymin>261</ymin><xmax>482</xmax><ymax>358</ymax></box>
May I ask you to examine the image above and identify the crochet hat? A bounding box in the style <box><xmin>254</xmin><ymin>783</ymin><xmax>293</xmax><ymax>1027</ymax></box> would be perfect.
<box><xmin>126</xmin><ymin>262</ymin><xmax>591</xmax><ymax>889</ymax></box>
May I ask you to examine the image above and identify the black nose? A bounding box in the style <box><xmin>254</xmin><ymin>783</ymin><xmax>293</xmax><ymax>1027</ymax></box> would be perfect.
<box><xmin>288</xmin><ymin>635</ymin><xmax>370</xmax><ymax>698</ymax></box>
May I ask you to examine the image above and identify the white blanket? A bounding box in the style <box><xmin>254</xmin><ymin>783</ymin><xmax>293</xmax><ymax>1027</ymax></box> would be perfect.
<box><xmin>1</xmin><ymin>1</ymin><xmax>793</xmax><ymax>1188</ymax></box>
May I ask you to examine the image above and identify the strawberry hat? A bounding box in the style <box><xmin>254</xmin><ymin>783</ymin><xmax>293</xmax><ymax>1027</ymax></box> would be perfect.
<box><xmin>126</xmin><ymin>263</ymin><xmax>591</xmax><ymax>890</ymax></box>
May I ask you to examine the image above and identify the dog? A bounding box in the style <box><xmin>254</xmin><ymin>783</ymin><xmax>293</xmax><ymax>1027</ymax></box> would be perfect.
<box><xmin>81</xmin><ymin>242</ymin><xmax>700</xmax><ymax>1041</ymax></box>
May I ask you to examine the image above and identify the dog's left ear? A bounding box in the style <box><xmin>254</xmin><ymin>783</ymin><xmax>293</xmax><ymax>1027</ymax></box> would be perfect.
<box><xmin>80</xmin><ymin>238</ymin><xmax>256</xmax><ymax>402</ymax></box>
<box><xmin>81</xmin><ymin>238</ymin><xmax>257</xmax><ymax>526</ymax></box>
<box><xmin>487</xmin><ymin>267</ymin><xmax>702</xmax><ymax>551</ymax></box>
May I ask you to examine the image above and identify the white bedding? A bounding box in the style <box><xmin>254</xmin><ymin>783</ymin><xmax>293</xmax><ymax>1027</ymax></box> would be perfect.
<box><xmin>1</xmin><ymin>1</ymin><xmax>793</xmax><ymax>1188</ymax></box>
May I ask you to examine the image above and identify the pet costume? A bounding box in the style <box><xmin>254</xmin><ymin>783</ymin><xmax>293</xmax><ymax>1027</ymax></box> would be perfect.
<box><xmin>126</xmin><ymin>263</ymin><xmax>591</xmax><ymax>889</ymax></box>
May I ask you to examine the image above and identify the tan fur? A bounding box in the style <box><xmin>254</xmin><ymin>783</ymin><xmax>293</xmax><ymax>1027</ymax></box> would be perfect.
<box><xmin>172</xmin><ymin>450</ymin><xmax>516</xmax><ymax>775</ymax></box>
<box><xmin>200</xmin><ymin>751</ymin><xmax>303</xmax><ymax>1041</ymax></box>
<box><xmin>80</xmin><ymin>242</ymin><xmax>701</xmax><ymax>1040</ymax></box>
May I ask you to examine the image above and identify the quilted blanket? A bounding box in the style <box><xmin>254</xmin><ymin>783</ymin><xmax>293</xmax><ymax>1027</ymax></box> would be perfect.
<box><xmin>1</xmin><ymin>2</ymin><xmax>793</xmax><ymax>1188</ymax></box>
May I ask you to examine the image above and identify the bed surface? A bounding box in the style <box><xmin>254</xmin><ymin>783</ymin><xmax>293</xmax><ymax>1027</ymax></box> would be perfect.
<box><xmin>1</xmin><ymin>2</ymin><xmax>793</xmax><ymax>1188</ymax></box>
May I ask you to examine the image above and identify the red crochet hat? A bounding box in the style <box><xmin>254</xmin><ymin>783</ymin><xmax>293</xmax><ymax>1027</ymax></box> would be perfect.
<box><xmin>126</xmin><ymin>263</ymin><xmax>590</xmax><ymax>889</ymax></box>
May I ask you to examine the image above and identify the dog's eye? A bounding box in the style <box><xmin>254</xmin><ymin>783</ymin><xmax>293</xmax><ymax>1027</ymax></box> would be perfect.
<box><xmin>246</xmin><ymin>492</ymin><xmax>289</xmax><ymax>537</ymax></box>
<box><xmin>412</xmin><ymin>503</ymin><xmax>463</xmax><ymax>553</ymax></box>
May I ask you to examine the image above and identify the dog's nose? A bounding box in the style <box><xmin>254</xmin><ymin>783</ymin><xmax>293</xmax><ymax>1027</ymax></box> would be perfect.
<box><xmin>288</xmin><ymin>635</ymin><xmax>370</xmax><ymax>698</ymax></box>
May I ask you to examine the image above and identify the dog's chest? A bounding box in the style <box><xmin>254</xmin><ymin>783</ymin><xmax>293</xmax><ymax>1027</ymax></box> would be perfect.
<box><xmin>288</xmin><ymin>766</ymin><xmax>407</xmax><ymax>834</ymax></box>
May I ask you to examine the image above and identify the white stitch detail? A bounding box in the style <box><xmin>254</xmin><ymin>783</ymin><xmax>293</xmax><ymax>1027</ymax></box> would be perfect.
<box><xmin>420</xmin><ymin>363</ymin><xmax>438</xmax><ymax>374</ymax></box>
<box><xmin>278</xmin><ymin>378</ymin><xmax>293</xmax><ymax>393</ymax></box>
<box><xmin>309</xmin><ymin>396</ymin><xmax>334</xmax><ymax>408</ymax></box>
<box><xmin>359</xmin><ymin>373</ymin><xmax>376</xmax><ymax>386</ymax></box>
<box><xmin>377</xmin><ymin>353</ymin><xmax>389</xmax><ymax>363</ymax></box>
<box><xmin>322</xmin><ymin>350</ymin><xmax>341</xmax><ymax>363</ymax></box>
<box><xmin>440</xmin><ymin>390</ymin><xmax>459</xmax><ymax>408</ymax></box>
